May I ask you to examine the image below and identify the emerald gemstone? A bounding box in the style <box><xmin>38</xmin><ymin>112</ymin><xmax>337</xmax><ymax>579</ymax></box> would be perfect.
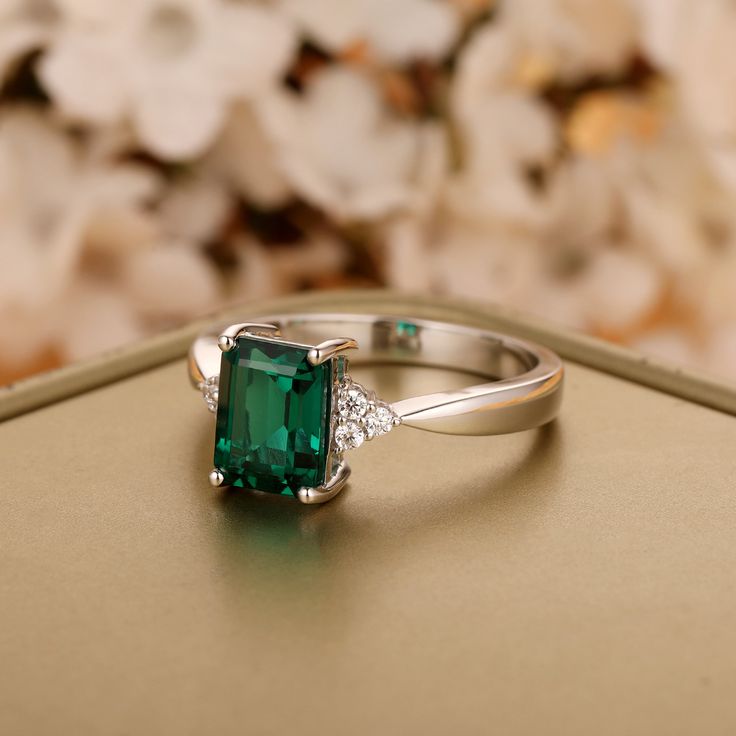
<box><xmin>396</xmin><ymin>320</ymin><xmax>418</xmax><ymax>338</ymax></box>
<box><xmin>214</xmin><ymin>336</ymin><xmax>333</xmax><ymax>496</ymax></box>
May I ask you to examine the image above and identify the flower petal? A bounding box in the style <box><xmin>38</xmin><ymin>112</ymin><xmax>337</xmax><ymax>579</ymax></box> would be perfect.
<box><xmin>209</xmin><ymin>4</ymin><xmax>296</xmax><ymax>96</ymax></box>
<box><xmin>133</xmin><ymin>83</ymin><xmax>225</xmax><ymax>160</ymax></box>
<box><xmin>39</xmin><ymin>34</ymin><xmax>128</xmax><ymax>123</ymax></box>
<box><xmin>58</xmin><ymin>281</ymin><xmax>143</xmax><ymax>362</ymax></box>
<box><xmin>121</xmin><ymin>243</ymin><xmax>221</xmax><ymax>320</ymax></box>
<box><xmin>208</xmin><ymin>103</ymin><xmax>291</xmax><ymax>208</ymax></box>
<box><xmin>365</xmin><ymin>0</ymin><xmax>461</xmax><ymax>64</ymax></box>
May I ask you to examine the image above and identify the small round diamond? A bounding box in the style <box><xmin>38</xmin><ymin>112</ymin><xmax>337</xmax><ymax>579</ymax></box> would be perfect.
<box><xmin>200</xmin><ymin>376</ymin><xmax>219</xmax><ymax>413</ymax></box>
<box><xmin>334</xmin><ymin>421</ymin><xmax>365</xmax><ymax>451</ymax></box>
<box><xmin>338</xmin><ymin>386</ymin><xmax>368</xmax><ymax>420</ymax></box>
<box><xmin>375</xmin><ymin>406</ymin><xmax>394</xmax><ymax>431</ymax></box>
<box><xmin>363</xmin><ymin>405</ymin><xmax>395</xmax><ymax>439</ymax></box>
<box><xmin>363</xmin><ymin>412</ymin><xmax>379</xmax><ymax>439</ymax></box>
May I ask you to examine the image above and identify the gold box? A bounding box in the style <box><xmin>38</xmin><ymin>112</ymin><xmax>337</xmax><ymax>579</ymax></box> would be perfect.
<box><xmin>2</xmin><ymin>290</ymin><xmax>735</xmax><ymax>735</ymax></box>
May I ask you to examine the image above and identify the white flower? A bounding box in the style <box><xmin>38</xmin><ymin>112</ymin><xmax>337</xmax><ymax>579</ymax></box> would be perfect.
<box><xmin>207</xmin><ymin>103</ymin><xmax>291</xmax><ymax>209</ymax></box>
<box><xmin>227</xmin><ymin>230</ymin><xmax>349</xmax><ymax>305</ymax></box>
<box><xmin>543</xmin><ymin>155</ymin><xmax>615</xmax><ymax>253</ymax></box>
<box><xmin>39</xmin><ymin>0</ymin><xmax>296</xmax><ymax>160</ymax></box>
<box><xmin>0</xmin><ymin>109</ymin><xmax>160</xmax><ymax>368</ymax></box>
<box><xmin>0</xmin><ymin>0</ymin><xmax>56</xmax><ymax>85</ymax></box>
<box><xmin>429</xmin><ymin>219</ymin><xmax>545</xmax><ymax>306</ymax></box>
<box><xmin>267</xmin><ymin>232</ymin><xmax>348</xmax><ymax>284</ymax></box>
<box><xmin>381</xmin><ymin>217</ymin><xmax>434</xmax><ymax>292</ymax></box>
<box><xmin>453</xmin><ymin>0</ymin><xmax>634</xmax><ymax>112</ymax></box>
<box><xmin>636</xmin><ymin>0</ymin><xmax>736</xmax><ymax>192</ymax></box>
<box><xmin>590</xmin><ymin>110</ymin><xmax>734</xmax><ymax>279</ymax></box>
<box><xmin>120</xmin><ymin>242</ymin><xmax>220</xmax><ymax>323</ymax></box>
<box><xmin>158</xmin><ymin>172</ymin><xmax>231</xmax><ymax>244</ymax></box>
<box><xmin>55</xmin><ymin>282</ymin><xmax>145</xmax><ymax>363</ymax></box>
<box><xmin>448</xmin><ymin>17</ymin><xmax>563</xmax><ymax>228</ymax></box>
<box><xmin>633</xmin><ymin>0</ymin><xmax>682</xmax><ymax>72</ymax></box>
<box><xmin>507</xmin><ymin>0</ymin><xmax>636</xmax><ymax>81</ymax></box>
<box><xmin>228</xmin><ymin>236</ymin><xmax>282</xmax><ymax>302</ymax></box>
<box><xmin>447</xmin><ymin>91</ymin><xmax>558</xmax><ymax>227</ymax></box>
<box><xmin>573</xmin><ymin>248</ymin><xmax>663</xmax><ymax>335</ymax></box>
<box><xmin>279</xmin><ymin>0</ymin><xmax>460</xmax><ymax>64</ymax></box>
<box><xmin>259</xmin><ymin>67</ymin><xmax>447</xmax><ymax>221</ymax></box>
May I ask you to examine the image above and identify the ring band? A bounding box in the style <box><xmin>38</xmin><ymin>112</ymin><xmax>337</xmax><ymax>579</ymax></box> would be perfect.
<box><xmin>188</xmin><ymin>313</ymin><xmax>564</xmax><ymax>504</ymax></box>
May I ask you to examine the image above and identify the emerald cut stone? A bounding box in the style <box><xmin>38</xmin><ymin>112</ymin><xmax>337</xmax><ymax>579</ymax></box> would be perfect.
<box><xmin>214</xmin><ymin>336</ymin><xmax>333</xmax><ymax>496</ymax></box>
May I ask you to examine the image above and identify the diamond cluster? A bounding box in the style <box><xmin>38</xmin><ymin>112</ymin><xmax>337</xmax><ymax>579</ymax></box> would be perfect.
<box><xmin>333</xmin><ymin>377</ymin><xmax>399</xmax><ymax>452</ymax></box>
<box><xmin>199</xmin><ymin>375</ymin><xmax>219</xmax><ymax>413</ymax></box>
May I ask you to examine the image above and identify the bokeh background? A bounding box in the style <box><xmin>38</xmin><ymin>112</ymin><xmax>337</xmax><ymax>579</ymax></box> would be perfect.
<box><xmin>2</xmin><ymin>0</ymin><xmax>735</xmax><ymax>384</ymax></box>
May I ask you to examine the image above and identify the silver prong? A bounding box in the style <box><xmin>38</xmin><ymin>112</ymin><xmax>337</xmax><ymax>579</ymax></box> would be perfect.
<box><xmin>218</xmin><ymin>322</ymin><xmax>281</xmax><ymax>352</ymax></box>
<box><xmin>209</xmin><ymin>468</ymin><xmax>226</xmax><ymax>487</ymax></box>
<box><xmin>217</xmin><ymin>335</ymin><xmax>235</xmax><ymax>352</ymax></box>
<box><xmin>297</xmin><ymin>460</ymin><xmax>351</xmax><ymax>504</ymax></box>
<box><xmin>307</xmin><ymin>337</ymin><xmax>358</xmax><ymax>366</ymax></box>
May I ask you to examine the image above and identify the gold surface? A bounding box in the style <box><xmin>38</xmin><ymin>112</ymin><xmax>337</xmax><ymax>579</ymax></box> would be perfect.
<box><xmin>2</xmin><ymin>294</ymin><xmax>736</xmax><ymax>734</ymax></box>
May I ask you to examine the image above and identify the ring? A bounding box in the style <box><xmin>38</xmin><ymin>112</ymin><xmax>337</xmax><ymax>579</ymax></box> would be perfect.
<box><xmin>188</xmin><ymin>314</ymin><xmax>564</xmax><ymax>504</ymax></box>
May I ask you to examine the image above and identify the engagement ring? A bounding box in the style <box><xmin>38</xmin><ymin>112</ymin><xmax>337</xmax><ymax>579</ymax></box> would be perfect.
<box><xmin>188</xmin><ymin>314</ymin><xmax>564</xmax><ymax>504</ymax></box>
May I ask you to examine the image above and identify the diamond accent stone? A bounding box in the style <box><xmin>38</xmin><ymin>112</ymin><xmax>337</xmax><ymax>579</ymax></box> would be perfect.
<box><xmin>364</xmin><ymin>405</ymin><xmax>395</xmax><ymax>439</ymax></box>
<box><xmin>199</xmin><ymin>375</ymin><xmax>219</xmax><ymax>413</ymax></box>
<box><xmin>338</xmin><ymin>385</ymin><xmax>368</xmax><ymax>420</ymax></box>
<box><xmin>333</xmin><ymin>377</ymin><xmax>399</xmax><ymax>450</ymax></box>
<box><xmin>334</xmin><ymin>421</ymin><xmax>365</xmax><ymax>451</ymax></box>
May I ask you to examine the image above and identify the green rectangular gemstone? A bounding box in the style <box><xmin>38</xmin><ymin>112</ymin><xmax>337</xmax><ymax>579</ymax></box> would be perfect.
<box><xmin>214</xmin><ymin>336</ymin><xmax>333</xmax><ymax>496</ymax></box>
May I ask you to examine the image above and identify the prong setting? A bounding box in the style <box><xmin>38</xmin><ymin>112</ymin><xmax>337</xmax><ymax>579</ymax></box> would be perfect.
<box><xmin>218</xmin><ymin>322</ymin><xmax>281</xmax><ymax>352</ymax></box>
<box><xmin>307</xmin><ymin>337</ymin><xmax>358</xmax><ymax>366</ymax></box>
<box><xmin>217</xmin><ymin>335</ymin><xmax>235</xmax><ymax>352</ymax></box>
<box><xmin>209</xmin><ymin>468</ymin><xmax>226</xmax><ymax>487</ymax></box>
<box><xmin>202</xmin><ymin>323</ymin><xmax>397</xmax><ymax>500</ymax></box>
<box><xmin>297</xmin><ymin>459</ymin><xmax>351</xmax><ymax>504</ymax></box>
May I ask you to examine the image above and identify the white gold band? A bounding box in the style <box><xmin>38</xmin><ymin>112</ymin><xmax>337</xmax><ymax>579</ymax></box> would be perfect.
<box><xmin>189</xmin><ymin>313</ymin><xmax>563</xmax><ymax>436</ymax></box>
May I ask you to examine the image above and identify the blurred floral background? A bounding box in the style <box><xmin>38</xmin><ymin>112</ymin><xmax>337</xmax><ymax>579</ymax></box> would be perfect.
<box><xmin>1</xmin><ymin>0</ymin><xmax>735</xmax><ymax>384</ymax></box>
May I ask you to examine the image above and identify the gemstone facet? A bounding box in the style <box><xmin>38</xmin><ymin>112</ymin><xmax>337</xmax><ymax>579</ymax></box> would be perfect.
<box><xmin>214</xmin><ymin>335</ymin><xmax>332</xmax><ymax>495</ymax></box>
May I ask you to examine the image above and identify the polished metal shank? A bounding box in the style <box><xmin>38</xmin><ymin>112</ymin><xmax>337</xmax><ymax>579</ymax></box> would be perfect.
<box><xmin>189</xmin><ymin>313</ymin><xmax>563</xmax><ymax>436</ymax></box>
